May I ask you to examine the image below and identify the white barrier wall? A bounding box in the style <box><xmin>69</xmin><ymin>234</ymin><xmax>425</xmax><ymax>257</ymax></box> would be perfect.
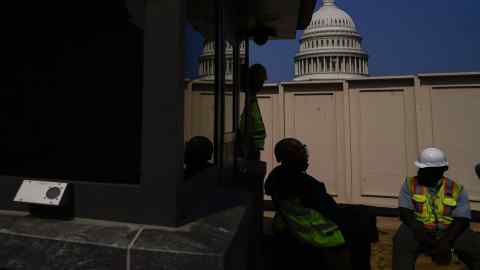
<box><xmin>415</xmin><ymin>74</ymin><xmax>480</xmax><ymax>210</ymax></box>
<box><xmin>347</xmin><ymin>78</ymin><xmax>418</xmax><ymax>208</ymax></box>
<box><xmin>283</xmin><ymin>82</ymin><xmax>349</xmax><ymax>203</ymax></box>
<box><xmin>186</xmin><ymin>73</ymin><xmax>480</xmax><ymax>210</ymax></box>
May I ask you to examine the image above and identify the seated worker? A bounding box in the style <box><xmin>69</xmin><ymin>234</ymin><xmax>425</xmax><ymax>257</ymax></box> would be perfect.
<box><xmin>393</xmin><ymin>147</ymin><xmax>480</xmax><ymax>270</ymax></box>
<box><xmin>238</xmin><ymin>64</ymin><xmax>267</xmax><ymax>161</ymax></box>
<box><xmin>184</xmin><ymin>136</ymin><xmax>213</xmax><ymax>180</ymax></box>
<box><xmin>265</xmin><ymin>138</ymin><xmax>376</xmax><ymax>270</ymax></box>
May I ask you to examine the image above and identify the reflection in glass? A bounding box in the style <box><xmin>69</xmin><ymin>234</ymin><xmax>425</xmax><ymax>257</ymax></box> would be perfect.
<box><xmin>195</xmin><ymin>40</ymin><xmax>245</xmax><ymax>137</ymax></box>
<box><xmin>184</xmin><ymin>22</ymin><xmax>215</xmax><ymax>179</ymax></box>
<box><xmin>184</xmin><ymin>136</ymin><xmax>214</xmax><ymax>180</ymax></box>
<box><xmin>184</xmin><ymin>30</ymin><xmax>247</xmax><ymax>172</ymax></box>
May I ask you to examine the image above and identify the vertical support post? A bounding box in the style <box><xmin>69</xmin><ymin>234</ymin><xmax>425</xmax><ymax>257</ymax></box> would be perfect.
<box><xmin>233</xmin><ymin>41</ymin><xmax>240</xmax><ymax>133</ymax></box>
<box><xmin>214</xmin><ymin>0</ymin><xmax>225</xmax><ymax>167</ymax></box>
<box><xmin>232</xmin><ymin>39</ymin><xmax>240</xmax><ymax>171</ymax></box>
<box><xmin>242</xmin><ymin>38</ymin><xmax>250</xmax><ymax>158</ymax></box>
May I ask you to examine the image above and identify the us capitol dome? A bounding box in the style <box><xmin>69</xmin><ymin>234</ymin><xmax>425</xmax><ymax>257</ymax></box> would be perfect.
<box><xmin>198</xmin><ymin>41</ymin><xmax>246</xmax><ymax>81</ymax></box>
<box><xmin>294</xmin><ymin>0</ymin><xmax>369</xmax><ymax>80</ymax></box>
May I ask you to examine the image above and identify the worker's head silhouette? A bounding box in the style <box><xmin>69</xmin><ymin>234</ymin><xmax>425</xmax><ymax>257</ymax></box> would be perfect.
<box><xmin>241</xmin><ymin>64</ymin><xmax>267</xmax><ymax>94</ymax></box>
<box><xmin>417</xmin><ymin>167</ymin><xmax>448</xmax><ymax>187</ymax></box>
<box><xmin>184</xmin><ymin>136</ymin><xmax>213</xmax><ymax>167</ymax></box>
<box><xmin>249</xmin><ymin>64</ymin><xmax>267</xmax><ymax>92</ymax></box>
<box><xmin>274</xmin><ymin>138</ymin><xmax>309</xmax><ymax>172</ymax></box>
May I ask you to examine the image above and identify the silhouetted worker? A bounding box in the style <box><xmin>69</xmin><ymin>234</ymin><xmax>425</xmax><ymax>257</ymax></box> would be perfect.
<box><xmin>265</xmin><ymin>138</ymin><xmax>376</xmax><ymax>270</ymax></box>
<box><xmin>184</xmin><ymin>136</ymin><xmax>214</xmax><ymax>180</ymax></box>
<box><xmin>239</xmin><ymin>64</ymin><xmax>267</xmax><ymax>161</ymax></box>
<box><xmin>393</xmin><ymin>147</ymin><xmax>480</xmax><ymax>270</ymax></box>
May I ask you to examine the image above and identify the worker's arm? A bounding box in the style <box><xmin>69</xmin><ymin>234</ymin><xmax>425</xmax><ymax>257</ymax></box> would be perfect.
<box><xmin>434</xmin><ymin>188</ymin><xmax>471</xmax><ymax>253</ymax></box>
<box><xmin>443</xmin><ymin>217</ymin><xmax>470</xmax><ymax>244</ymax></box>
<box><xmin>431</xmin><ymin>217</ymin><xmax>469</xmax><ymax>261</ymax></box>
<box><xmin>399</xmin><ymin>207</ymin><xmax>432</xmax><ymax>244</ymax></box>
<box><xmin>399</xmin><ymin>207</ymin><xmax>423</xmax><ymax>229</ymax></box>
<box><xmin>398</xmin><ymin>180</ymin><xmax>422</xmax><ymax>229</ymax></box>
<box><xmin>242</xmin><ymin>95</ymin><xmax>255</xmax><ymax>134</ymax></box>
<box><xmin>398</xmin><ymin>180</ymin><xmax>432</xmax><ymax>244</ymax></box>
<box><xmin>303</xmin><ymin>178</ymin><xmax>341</xmax><ymax>224</ymax></box>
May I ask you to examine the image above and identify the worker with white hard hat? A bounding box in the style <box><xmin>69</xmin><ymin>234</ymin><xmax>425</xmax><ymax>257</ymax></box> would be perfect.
<box><xmin>393</xmin><ymin>147</ymin><xmax>480</xmax><ymax>270</ymax></box>
<box><xmin>414</xmin><ymin>147</ymin><xmax>449</xmax><ymax>168</ymax></box>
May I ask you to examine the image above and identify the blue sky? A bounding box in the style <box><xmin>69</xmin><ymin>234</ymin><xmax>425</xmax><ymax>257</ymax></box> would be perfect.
<box><xmin>186</xmin><ymin>0</ymin><xmax>480</xmax><ymax>82</ymax></box>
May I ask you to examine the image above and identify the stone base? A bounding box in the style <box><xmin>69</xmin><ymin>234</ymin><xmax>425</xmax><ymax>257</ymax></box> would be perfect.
<box><xmin>0</xmin><ymin>191</ymin><xmax>254</xmax><ymax>270</ymax></box>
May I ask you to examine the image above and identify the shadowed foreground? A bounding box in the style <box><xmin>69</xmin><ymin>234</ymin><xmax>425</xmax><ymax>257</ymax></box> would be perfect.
<box><xmin>263</xmin><ymin>215</ymin><xmax>480</xmax><ymax>270</ymax></box>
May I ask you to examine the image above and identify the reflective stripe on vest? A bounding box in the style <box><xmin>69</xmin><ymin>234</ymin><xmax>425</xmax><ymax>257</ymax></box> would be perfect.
<box><xmin>408</xmin><ymin>176</ymin><xmax>462</xmax><ymax>231</ymax></box>
<box><xmin>443</xmin><ymin>178</ymin><xmax>456</xmax><ymax>216</ymax></box>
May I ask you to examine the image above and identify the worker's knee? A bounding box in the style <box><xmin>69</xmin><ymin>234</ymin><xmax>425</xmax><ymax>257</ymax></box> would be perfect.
<box><xmin>454</xmin><ymin>229</ymin><xmax>480</xmax><ymax>255</ymax></box>
<box><xmin>452</xmin><ymin>230</ymin><xmax>480</xmax><ymax>269</ymax></box>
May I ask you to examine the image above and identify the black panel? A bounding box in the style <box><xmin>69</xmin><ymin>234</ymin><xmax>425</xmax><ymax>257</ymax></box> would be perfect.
<box><xmin>0</xmin><ymin>1</ymin><xmax>143</xmax><ymax>183</ymax></box>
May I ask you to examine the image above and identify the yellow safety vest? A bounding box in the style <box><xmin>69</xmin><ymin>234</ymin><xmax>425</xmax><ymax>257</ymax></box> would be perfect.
<box><xmin>408</xmin><ymin>176</ymin><xmax>462</xmax><ymax>231</ymax></box>
<box><xmin>239</xmin><ymin>98</ymin><xmax>266</xmax><ymax>150</ymax></box>
<box><xmin>272</xmin><ymin>198</ymin><xmax>345</xmax><ymax>248</ymax></box>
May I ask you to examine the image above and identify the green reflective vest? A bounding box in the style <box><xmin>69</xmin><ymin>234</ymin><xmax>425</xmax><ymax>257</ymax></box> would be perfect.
<box><xmin>272</xmin><ymin>198</ymin><xmax>345</xmax><ymax>248</ymax></box>
<box><xmin>240</xmin><ymin>98</ymin><xmax>266</xmax><ymax>150</ymax></box>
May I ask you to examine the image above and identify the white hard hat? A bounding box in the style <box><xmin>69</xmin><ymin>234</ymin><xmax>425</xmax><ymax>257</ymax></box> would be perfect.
<box><xmin>414</xmin><ymin>147</ymin><xmax>448</xmax><ymax>168</ymax></box>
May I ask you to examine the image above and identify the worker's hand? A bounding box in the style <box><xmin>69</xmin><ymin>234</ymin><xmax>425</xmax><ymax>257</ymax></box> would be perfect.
<box><xmin>431</xmin><ymin>239</ymin><xmax>452</xmax><ymax>265</ymax></box>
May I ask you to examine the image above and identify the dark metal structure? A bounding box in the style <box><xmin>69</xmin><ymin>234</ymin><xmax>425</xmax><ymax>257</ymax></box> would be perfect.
<box><xmin>0</xmin><ymin>0</ymin><xmax>316</xmax><ymax>226</ymax></box>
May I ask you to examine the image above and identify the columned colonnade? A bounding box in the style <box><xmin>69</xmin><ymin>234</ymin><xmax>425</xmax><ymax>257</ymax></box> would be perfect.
<box><xmin>199</xmin><ymin>58</ymin><xmax>244</xmax><ymax>77</ymax></box>
<box><xmin>198</xmin><ymin>42</ymin><xmax>246</xmax><ymax>78</ymax></box>
<box><xmin>295</xmin><ymin>55</ymin><xmax>368</xmax><ymax>76</ymax></box>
